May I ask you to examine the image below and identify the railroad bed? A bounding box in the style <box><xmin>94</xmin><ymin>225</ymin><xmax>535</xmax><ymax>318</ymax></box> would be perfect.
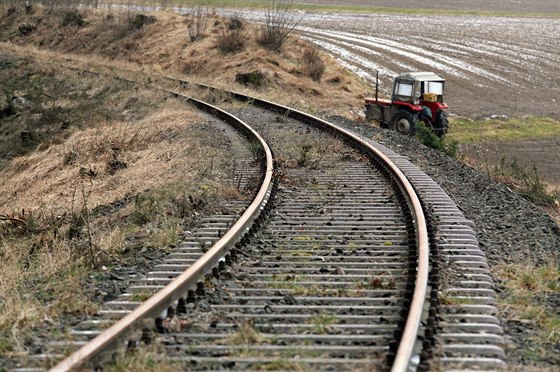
<box><xmin>7</xmin><ymin>74</ymin><xmax>505</xmax><ymax>371</ymax></box>
<box><xmin>159</xmin><ymin>118</ymin><xmax>417</xmax><ymax>370</ymax></box>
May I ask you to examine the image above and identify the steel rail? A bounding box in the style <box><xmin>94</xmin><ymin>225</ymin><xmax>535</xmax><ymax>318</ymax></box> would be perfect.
<box><xmin>248</xmin><ymin>96</ymin><xmax>429</xmax><ymax>372</ymax></box>
<box><xmin>171</xmin><ymin>79</ymin><xmax>429</xmax><ymax>371</ymax></box>
<box><xmin>50</xmin><ymin>94</ymin><xmax>275</xmax><ymax>371</ymax></box>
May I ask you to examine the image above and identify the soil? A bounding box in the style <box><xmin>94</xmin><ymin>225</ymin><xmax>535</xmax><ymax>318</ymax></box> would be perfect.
<box><xmin>231</xmin><ymin>8</ymin><xmax>560</xmax><ymax>184</ymax></box>
<box><xmin>296</xmin><ymin>0</ymin><xmax>560</xmax><ymax>14</ymax></box>
<box><xmin>289</xmin><ymin>13</ymin><xmax>560</xmax><ymax>119</ymax></box>
<box><xmin>461</xmin><ymin>138</ymin><xmax>560</xmax><ymax>184</ymax></box>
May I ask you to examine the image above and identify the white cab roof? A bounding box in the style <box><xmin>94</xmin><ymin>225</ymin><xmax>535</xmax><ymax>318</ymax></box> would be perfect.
<box><xmin>398</xmin><ymin>72</ymin><xmax>445</xmax><ymax>82</ymax></box>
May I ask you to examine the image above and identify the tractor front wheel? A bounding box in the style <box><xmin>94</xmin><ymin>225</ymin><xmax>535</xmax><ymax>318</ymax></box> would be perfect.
<box><xmin>390</xmin><ymin>110</ymin><xmax>417</xmax><ymax>136</ymax></box>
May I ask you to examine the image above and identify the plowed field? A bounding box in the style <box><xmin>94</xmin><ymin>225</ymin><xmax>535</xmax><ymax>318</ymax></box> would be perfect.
<box><xmin>293</xmin><ymin>13</ymin><xmax>560</xmax><ymax>119</ymax></box>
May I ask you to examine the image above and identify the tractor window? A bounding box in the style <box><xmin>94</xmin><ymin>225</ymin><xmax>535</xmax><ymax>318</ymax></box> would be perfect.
<box><xmin>425</xmin><ymin>81</ymin><xmax>443</xmax><ymax>95</ymax></box>
<box><xmin>396</xmin><ymin>82</ymin><xmax>413</xmax><ymax>97</ymax></box>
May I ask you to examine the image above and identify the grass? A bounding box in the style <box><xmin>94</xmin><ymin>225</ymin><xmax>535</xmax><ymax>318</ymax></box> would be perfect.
<box><xmin>495</xmin><ymin>260</ymin><xmax>560</xmax><ymax>345</ymax></box>
<box><xmin>448</xmin><ymin>116</ymin><xmax>560</xmax><ymax>143</ymax></box>
<box><xmin>0</xmin><ymin>49</ymin><xmax>246</xmax><ymax>368</ymax></box>
<box><xmin>220</xmin><ymin>320</ymin><xmax>267</xmax><ymax>345</ymax></box>
<box><xmin>306</xmin><ymin>313</ymin><xmax>338</xmax><ymax>334</ymax></box>
<box><xmin>105</xmin><ymin>344</ymin><xmax>177</xmax><ymax>372</ymax></box>
<box><xmin>443</xmin><ymin>116</ymin><xmax>560</xmax><ymax>211</ymax></box>
<box><xmin>460</xmin><ymin>155</ymin><xmax>560</xmax><ymax>210</ymax></box>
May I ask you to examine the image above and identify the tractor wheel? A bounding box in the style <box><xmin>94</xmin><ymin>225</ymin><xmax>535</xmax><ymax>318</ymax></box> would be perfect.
<box><xmin>390</xmin><ymin>110</ymin><xmax>417</xmax><ymax>136</ymax></box>
<box><xmin>433</xmin><ymin>110</ymin><xmax>449</xmax><ymax>138</ymax></box>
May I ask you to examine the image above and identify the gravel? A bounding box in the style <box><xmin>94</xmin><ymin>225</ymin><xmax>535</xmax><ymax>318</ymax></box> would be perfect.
<box><xmin>326</xmin><ymin>115</ymin><xmax>560</xmax><ymax>367</ymax></box>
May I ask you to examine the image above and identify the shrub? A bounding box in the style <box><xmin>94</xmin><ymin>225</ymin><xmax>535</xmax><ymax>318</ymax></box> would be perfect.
<box><xmin>416</xmin><ymin>122</ymin><xmax>458</xmax><ymax>158</ymax></box>
<box><xmin>131</xmin><ymin>14</ymin><xmax>156</xmax><ymax>30</ymax></box>
<box><xmin>187</xmin><ymin>5</ymin><xmax>209</xmax><ymax>42</ymax></box>
<box><xmin>236</xmin><ymin>71</ymin><xmax>266</xmax><ymax>88</ymax></box>
<box><xmin>61</xmin><ymin>10</ymin><xmax>86</xmax><ymax>28</ymax></box>
<box><xmin>217</xmin><ymin>27</ymin><xmax>247</xmax><ymax>54</ymax></box>
<box><xmin>256</xmin><ymin>0</ymin><xmax>300</xmax><ymax>52</ymax></box>
<box><xmin>302</xmin><ymin>43</ymin><xmax>326</xmax><ymax>82</ymax></box>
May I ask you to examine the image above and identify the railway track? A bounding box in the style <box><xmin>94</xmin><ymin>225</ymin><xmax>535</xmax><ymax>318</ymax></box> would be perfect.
<box><xmin>2</xmin><ymin>57</ymin><xmax>506</xmax><ymax>371</ymax></box>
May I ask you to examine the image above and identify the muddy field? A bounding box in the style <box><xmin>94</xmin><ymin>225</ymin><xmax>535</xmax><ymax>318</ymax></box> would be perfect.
<box><xmin>291</xmin><ymin>13</ymin><xmax>560</xmax><ymax>119</ymax></box>
<box><xmin>462</xmin><ymin>138</ymin><xmax>560</xmax><ymax>184</ymax></box>
<box><xmin>297</xmin><ymin>0</ymin><xmax>560</xmax><ymax>14</ymax></box>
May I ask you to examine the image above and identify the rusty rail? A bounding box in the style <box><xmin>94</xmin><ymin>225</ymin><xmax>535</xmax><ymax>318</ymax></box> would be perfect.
<box><xmin>50</xmin><ymin>94</ymin><xmax>275</xmax><ymax>371</ymax></box>
<box><xmin>52</xmin><ymin>78</ymin><xmax>428</xmax><ymax>372</ymax></box>
<box><xmin>170</xmin><ymin>80</ymin><xmax>430</xmax><ymax>371</ymax></box>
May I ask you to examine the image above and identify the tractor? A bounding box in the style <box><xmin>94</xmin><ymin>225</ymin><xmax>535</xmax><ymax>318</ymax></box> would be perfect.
<box><xmin>365</xmin><ymin>72</ymin><xmax>448</xmax><ymax>137</ymax></box>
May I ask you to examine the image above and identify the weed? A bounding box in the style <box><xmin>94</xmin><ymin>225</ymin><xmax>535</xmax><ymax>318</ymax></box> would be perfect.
<box><xmin>301</xmin><ymin>43</ymin><xmax>326</xmax><ymax>82</ymax></box>
<box><xmin>416</xmin><ymin>122</ymin><xmax>458</xmax><ymax>158</ymax></box>
<box><xmin>105</xmin><ymin>344</ymin><xmax>176</xmax><ymax>372</ymax></box>
<box><xmin>221</xmin><ymin>320</ymin><xmax>266</xmax><ymax>345</ymax></box>
<box><xmin>496</xmin><ymin>260</ymin><xmax>560</xmax><ymax>344</ymax></box>
<box><xmin>494</xmin><ymin>158</ymin><xmax>559</xmax><ymax>208</ymax></box>
<box><xmin>360</xmin><ymin>275</ymin><xmax>396</xmax><ymax>290</ymax></box>
<box><xmin>130</xmin><ymin>292</ymin><xmax>153</xmax><ymax>302</ymax></box>
<box><xmin>297</xmin><ymin>143</ymin><xmax>313</xmax><ymax>166</ymax></box>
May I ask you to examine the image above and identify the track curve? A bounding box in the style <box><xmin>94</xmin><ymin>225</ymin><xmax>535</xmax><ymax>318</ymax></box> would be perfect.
<box><xmin>0</xmin><ymin>55</ymin><xmax>504</xmax><ymax>370</ymax></box>
<box><xmin>39</xmin><ymin>77</ymin><xmax>431</xmax><ymax>371</ymax></box>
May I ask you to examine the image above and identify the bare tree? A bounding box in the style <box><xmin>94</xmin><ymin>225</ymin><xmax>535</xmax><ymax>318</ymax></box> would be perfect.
<box><xmin>257</xmin><ymin>0</ymin><xmax>300</xmax><ymax>53</ymax></box>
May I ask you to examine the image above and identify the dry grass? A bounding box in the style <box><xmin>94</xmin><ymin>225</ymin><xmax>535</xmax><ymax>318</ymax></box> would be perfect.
<box><xmin>105</xmin><ymin>344</ymin><xmax>177</xmax><ymax>372</ymax></box>
<box><xmin>495</xmin><ymin>260</ymin><xmax>560</xmax><ymax>345</ymax></box>
<box><xmin>0</xmin><ymin>8</ymin><xmax>316</xmax><ymax>365</ymax></box>
<box><xmin>0</xmin><ymin>49</ymin><xmax>245</xmax><ymax>365</ymax></box>
<box><xmin>0</xmin><ymin>104</ymin><xmax>207</xmax><ymax>210</ymax></box>
<box><xmin>0</xmin><ymin>5</ymin><xmax>370</xmax><ymax>118</ymax></box>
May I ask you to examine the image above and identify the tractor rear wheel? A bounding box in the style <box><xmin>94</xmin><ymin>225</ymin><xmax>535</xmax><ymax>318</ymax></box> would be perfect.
<box><xmin>390</xmin><ymin>110</ymin><xmax>417</xmax><ymax>136</ymax></box>
<box><xmin>433</xmin><ymin>110</ymin><xmax>449</xmax><ymax>138</ymax></box>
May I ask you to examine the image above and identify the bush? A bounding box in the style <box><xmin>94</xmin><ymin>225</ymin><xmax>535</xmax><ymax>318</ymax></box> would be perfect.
<box><xmin>416</xmin><ymin>122</ymin><xmax>458</xmax><ymax>158</ymax></box>
<box><xmin>256</xmin><ymin>0</ymin><xmax>300</xmax><ymax>52</ymax></box>
<box><xmin>217</xmin><ymin>28</ymin><xmax>247</xmax><ymax>54</ymax></box>
<box><xmin>187</xmin><ymin>5</ymin><xmax>209</xmax><ymax>42</ymax></box>
<box><xmin>131</xmin><ymin>14</ymin><xmax>156</xmax><ymax>30</ymax></box>
<box><xmin>236</xmin><ymin>71</ymin><xmax>266</xmax><ymax>88</ymax></box>
<box><xmin>302</xmin><ymin>43</ymin><xmax>326</xmax><ymax>82</ymax></box>
<box><xmin>61</xmin><ymin>10</ymin><xmax>86</xmax><ymax>28</ymax></box>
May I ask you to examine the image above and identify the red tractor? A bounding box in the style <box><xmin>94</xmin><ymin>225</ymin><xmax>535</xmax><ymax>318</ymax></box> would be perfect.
<box><xmin>365</xmin><ymin>72</ymin><xmax>448</xmax><ymax>137</ymax></box>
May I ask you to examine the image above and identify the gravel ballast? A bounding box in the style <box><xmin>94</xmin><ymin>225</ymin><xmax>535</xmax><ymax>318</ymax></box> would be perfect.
<box><xmin>328</xmin><ymin>116</ymin><xmax>560</xmax><ymax>367</ymax></box>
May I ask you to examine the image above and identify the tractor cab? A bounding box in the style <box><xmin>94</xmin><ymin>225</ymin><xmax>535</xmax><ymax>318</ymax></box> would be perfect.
<box><xmin>392</xmin><ymin>72</ymin><xmax>446</xmax><ymax>121</ymax></box>
<box><xmin>366</xmin><ymin>72</ymin><xmax>449</xmax><ymax>137</ymax></box>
